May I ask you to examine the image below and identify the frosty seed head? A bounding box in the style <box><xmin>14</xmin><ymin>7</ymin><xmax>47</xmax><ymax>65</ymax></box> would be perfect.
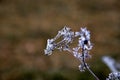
<box><xmin>44</xmin><ymin>26</ymin><xmax>93</xmax><ymax>71</ymax></box>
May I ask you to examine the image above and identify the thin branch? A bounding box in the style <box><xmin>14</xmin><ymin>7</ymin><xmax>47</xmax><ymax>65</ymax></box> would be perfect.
<box><xmin>82</xmin><ymin>46</ymin><xmax>99</xmax><ymax>80</ymax></box>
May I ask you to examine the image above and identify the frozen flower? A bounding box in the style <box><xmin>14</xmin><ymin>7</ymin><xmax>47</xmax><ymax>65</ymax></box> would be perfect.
<box><xmin>73</xmin><ymin>28</ymin><xmax>92</xmax><ymax>65</ymax></box>
<box><xmin>77</xmin><ymin>27</ymin><xmax>93</xmax><ymax>50</ymax></box>
<box><xmin>44</xmin><ymin>26</ymin><xmax>93</xmax><ymax>72</ymax></box>
<box><xmin>44</xmin><ymin>26</ymin><xmax>100</xmax><ymax>80</ymax></box>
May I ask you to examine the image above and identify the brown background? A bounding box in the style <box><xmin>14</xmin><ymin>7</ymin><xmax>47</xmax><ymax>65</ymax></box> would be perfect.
<box><xmin>0</xmin><ymin>0</ymin><xmax>120</xmax><ymax>80</ymax></box>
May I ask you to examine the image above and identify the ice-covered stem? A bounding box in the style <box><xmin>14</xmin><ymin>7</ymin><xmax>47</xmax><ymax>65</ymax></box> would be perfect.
<box><xmin>44</xmin><ymin>26</ymin><xmax>99</xmax><ymax>80</ymax></box>
<box><xmin>80</xmin><ymin>44</ymin><xmax>99</xmax><ymax>80</ymax></box>
<box><xmin>102</xmin><ymin>56</ymin><xmax>118</xmax><ymax>72</ymax></box>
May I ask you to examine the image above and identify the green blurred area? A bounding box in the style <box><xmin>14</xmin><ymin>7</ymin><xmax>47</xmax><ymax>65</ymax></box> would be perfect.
<box><xmin>0</xmin><ymin>0</ymin><xmax>120</xmax><ymax>80</ymax></box>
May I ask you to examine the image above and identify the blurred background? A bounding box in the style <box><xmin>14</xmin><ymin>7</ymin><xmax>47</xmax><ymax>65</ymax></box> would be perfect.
<box><xmin>0</xmin><ymin>0</ymin><xmax>120</xmax><ymax>80</ymax></box>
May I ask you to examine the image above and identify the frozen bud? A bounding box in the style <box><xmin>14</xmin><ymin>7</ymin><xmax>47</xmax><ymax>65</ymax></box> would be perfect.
<box><xmin>80</xmin><ymin>27</ymin><xmax>90</xmax><ymax>40</ymax></box>
<box><xmin>85</xmin><ymin>31</ymin><xmax>90</xmax><ymax>40</ymax></box>
<box><xmin>73</xmin><ymin>47</ymin><xmax>82</xmax><ymax>59</ymax></box>
<box><xmin>75</xmin><ymin>32</ymin><xmax>80</xmax><ymax>37</ymax></box>
<box><xmin>84</xmin><ymin>50</ymin><xmax>91</xmax><ymax>59</ymax></box>
<box><xmin>59</xmin><ymin>26</ymin><xmax>71</xmax><ymax>35</ymax></box>
<box><xmin>78</xmin><ymin>37</ymin><xmax>85</xmax><ymax>48</ymax></box>
<box><xmin>81</xmin><ymin>27</ymin><xmax>87</xmax><ymax>32</ymax></box>
<box><xmin>79</xmin><ymin>63</ymin><xmax>90</xmax><ymax>72</ymax></box>
<box><xmin>73</xmin><ymin>51</ymin><xmax>81</xmax><ymax>58</ymax></box>
<box><xmin>64</xmin><ymin>26</ymin><xmax>71</xmax><ymax>31</ymax></box>
<box><xmin>73</xmin><ymin>47</ymin><xmax>79</xmax><ymax>52</ymax></box>
<box><xmin>63</xmin><ymin>45</ymin><xmax>70</xmax><ymax>51</ymax></box>
<box><xmin>44</xmin><ymin>39</ymin><xmax>55</xmax><ymax>55</ymax></box>
<box><xmin>79</xmin><ymin>64</ymin><xmax>85</xmax><ymax>72</ymax></box>
<box><xmin>78</xmin><ymin>63</ymin><xmax>89</xmax><ymax>72</ymax></box>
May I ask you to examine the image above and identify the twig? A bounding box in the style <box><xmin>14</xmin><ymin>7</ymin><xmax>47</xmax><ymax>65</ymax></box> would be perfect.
<box><xmin>82</xmin><ymin>46</ymin><xmax>100</xmax><ymax>80</ymax></box>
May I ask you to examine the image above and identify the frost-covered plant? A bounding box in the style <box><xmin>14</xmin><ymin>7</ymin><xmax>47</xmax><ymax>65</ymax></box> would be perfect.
<box><xmin>106</xmin><ymin>72</ymin><xmax>120</xmax><ymax>80</ymax></box>
<box><xmin>44</xmin><ymin>26</ymin><xmax>99</xmax><ymax>80</ymax></box>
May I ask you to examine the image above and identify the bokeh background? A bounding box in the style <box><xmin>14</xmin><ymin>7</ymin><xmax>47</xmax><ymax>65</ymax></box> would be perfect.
<box><xmin>0</xmin><ymin>0</ymin><xmax>120</xmax><ymax>80</ymax></box>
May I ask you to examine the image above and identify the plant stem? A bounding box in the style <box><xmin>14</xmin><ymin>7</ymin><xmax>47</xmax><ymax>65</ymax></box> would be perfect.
<box><xmin>85</xmin><ymin>64</ymin><xmax>99</xmax><ymax>80</ymax></box>
<box><xmin>82</xmin><ymin>47</ymin><xmax>100</xmax><ymax>80</ymax></box>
